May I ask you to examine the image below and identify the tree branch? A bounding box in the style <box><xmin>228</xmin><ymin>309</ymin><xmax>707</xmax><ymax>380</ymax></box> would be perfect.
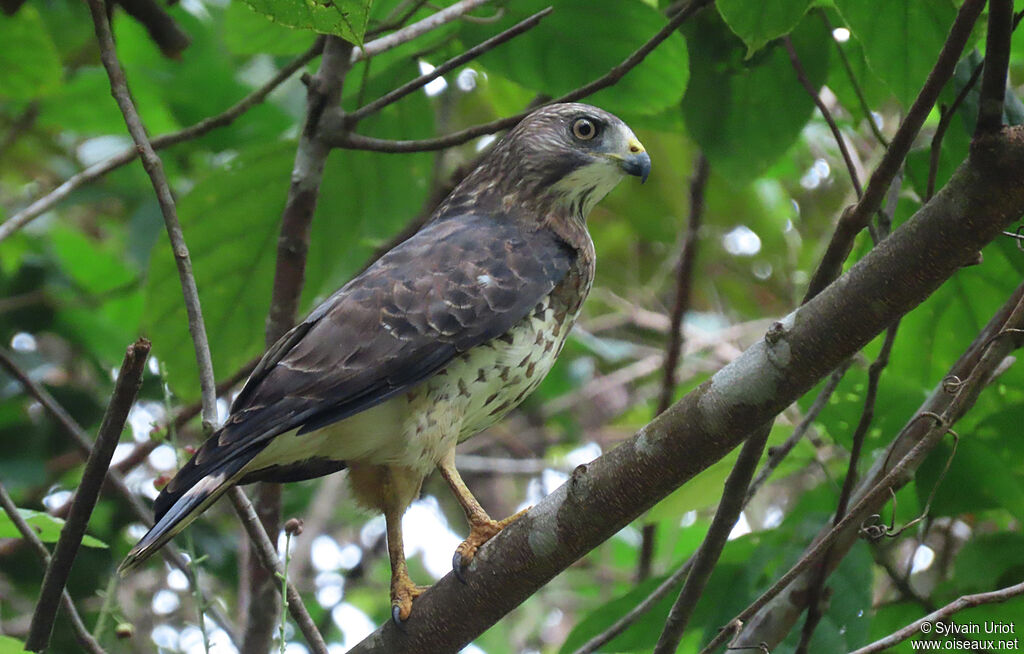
<box><xmin>976</xmin><ymin>0</ymin><xmax>1013</xmax><ymax>135</ymax></box>
<box><xmin>0</xmin><ymin>39</ymin><xmax>324</xmax><ymax>244</ymax></box>
<box><xmin>228</xmin><ymin>488</ymin><xmax>329</xmax><ymax>654</ymax></box>
<box><xmin>795</xmin><ymin>322</ymin><xmax>899</xmax><ymax>653</ymax></box>
<box><xmin>653</xmin><ymin>424</ymin><xmax>771</xmax><ymax>653</ymax></box>
<box><xmin>803</xmin><ymin>0</ymin><xmax>985</xmax><ymax>303</ymax></box>
<box><xmin>350</xmin><ymin>0</ymin><xmax>492</xmax><ymax>64</ymax></box>
<box><xmin>820</xmin><ymin>10</ymin><xmax>888</xmax><ymax>147</ymax></box>
<box><xmin>0</xmin><ymin>483</ymin><xmax>106</xmax><ymax>654</ymax></box>
<box><xmin>116</xmin><ymin>0</ymin><xmax>191</xmax><ymax>58</ymax></box>
<box><xmin>852</xmin><ymin>580</ymin><xmax>1024</xmax><ymax>654</ymax></box>
<box><xmin>724</xmin><ymin>280</ymin><xmax>1024</xmax><ymax>652</ymax></box>
<box><xmin>347</xmin><ymin>7</ymin><xmax>551</xmax><ymax>123</ymax></box>
<box><xmin>85</xmin><ymin>0</ymin><xmax>218</xmax><ymax>431</ymax></box>
<box><xmin>325</xmin><ymin>0</ymin><xmax>714</xmax><ymax>152</ymax></box>
<box><xmin>784</xmin><ymin>36</ymin><xmax>862</xmax><ymax>198</ymax></box>
<box><xmin>25</xmin><ymin>339</ymin><xmax>150</xmax><ymax>652</ymax></box>
<box><xmin>243</xmin><ymin>35</ymin><xmax>353</xmax><ymax>654</ymax></box>
<box><xmin>0</xmin><ymin>348</ymin><xmax>239</xmax><ymax>645</ymax></box>
<box><xmin>344</xmin><ymin>127</ymin><xmax>1024</xmax><ymax>653</ymax></box>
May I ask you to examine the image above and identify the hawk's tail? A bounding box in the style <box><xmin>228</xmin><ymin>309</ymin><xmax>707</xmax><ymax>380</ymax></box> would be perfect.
<box><xmin>118</xmin><ymin>446</ymin><xmax>258</xmax><ymax>575</ymax></box>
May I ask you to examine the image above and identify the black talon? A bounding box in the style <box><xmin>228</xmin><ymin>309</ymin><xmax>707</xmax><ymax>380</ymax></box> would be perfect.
<box><xmin>453</xmin><ymin>551</ymin><xmax>468</xmax><ymax>583</ymax></box>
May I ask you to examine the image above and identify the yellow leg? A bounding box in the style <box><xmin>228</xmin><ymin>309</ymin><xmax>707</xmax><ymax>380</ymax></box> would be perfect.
<box><xmin>437</xmin><ymin>450</ymin><xmax>529</xmax><ymax>579</ymax></box>
<box><xmin>376</xmin><ymin>467</ymin><xmax>427</xmax><ymax>622</ymax></box>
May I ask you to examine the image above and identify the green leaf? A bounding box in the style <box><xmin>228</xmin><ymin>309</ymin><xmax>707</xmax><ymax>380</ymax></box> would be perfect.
<box><xmin>682</xmin><ymin>10</ymin><xmax>830</xmax><ymax>182</ymax></box>
<box><xmin>0</xmin><ymin>508</ymin><xmax>108</xmax><ymax>549</ymax></box>
<box><xmin>0</xmin><ymin>6</ymin><xmax>63</xmax><ymax>100</ymax></box>
<box><xmin>224</xmin><ymin>1</ymin><xmax>318</xmax><ymax>55</ymax></box>
<box><xmin>461</xmin><ymin>0</ymin><xmax>689</xmax><ymax>116</ymax></box>
<box><xmin>0</xmin><ymin>635</ymin><xmax>29</xmax><ymax>654</ymax></box>
<box><xmin>716</xmin><ymin>0</ymin><xmax>814</xmax><ymax>56</ymax></box>
<box><xmin>834</xmin><ymin>0</ymin><xmax>957</xmax><ymax>108</ymax></box>
<box><xmin>241</xmin><ymin>0</ymin><xmax>373</xmax><ymax>44</ymax></box>
<box><xmin>951</xmin><ymin>533</ymin><xmax>1024</xmax><ymax>594</ymax></box>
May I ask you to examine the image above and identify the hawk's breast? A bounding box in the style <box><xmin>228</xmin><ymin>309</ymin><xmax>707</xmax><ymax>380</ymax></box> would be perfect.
<box><xmin>426</xmin><ymin>250</ymin><xmax>594</xmax><ymax>442</ymax></box>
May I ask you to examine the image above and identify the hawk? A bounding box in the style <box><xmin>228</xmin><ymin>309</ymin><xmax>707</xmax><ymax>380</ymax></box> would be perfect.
<box><xmin>120</xmin><ymin>102</ymin><xmax>651</xmax><ymax>621</ymax></box>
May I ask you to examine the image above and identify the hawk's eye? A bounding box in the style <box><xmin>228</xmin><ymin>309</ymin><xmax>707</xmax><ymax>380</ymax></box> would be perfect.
<box><xmin>572</xmin><ymin>118</ymin><xmax>598</xmax><ymax>141</ymax></box>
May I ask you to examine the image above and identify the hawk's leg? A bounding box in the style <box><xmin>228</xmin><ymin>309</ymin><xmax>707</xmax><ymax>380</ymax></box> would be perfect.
<box><xmin>350</xmin><ymin>463</ymin><xmax>427</xmax><ymax>623</ymax></box>
<box><xmin>384</xmin><ymin>499</ymin><xmax>426</xmax><ymax>623</ymax></box>
<box><xmin>438</xmin><ymin>451</ymin><xmax>529</xmax><ymax>581</ymax></box>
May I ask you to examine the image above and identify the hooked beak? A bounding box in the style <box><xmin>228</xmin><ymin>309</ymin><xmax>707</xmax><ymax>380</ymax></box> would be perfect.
<box><xmin>620</xmin><ymin>138</ymin><xmax>651</xmax><ymax>183</ymax></box>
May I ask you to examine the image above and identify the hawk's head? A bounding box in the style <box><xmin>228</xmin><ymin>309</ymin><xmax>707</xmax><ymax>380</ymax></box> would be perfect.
<box><xmin>445</xmin><ymin>103</ymin><xmax>651</xmax><ymax>221</ymax></box>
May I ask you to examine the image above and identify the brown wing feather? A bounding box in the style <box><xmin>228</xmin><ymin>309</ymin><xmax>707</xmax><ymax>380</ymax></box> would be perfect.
<box><xmin>154</xmin><ymin>214</ymin><xmax>574</xmax><ymax>522</ymax></box>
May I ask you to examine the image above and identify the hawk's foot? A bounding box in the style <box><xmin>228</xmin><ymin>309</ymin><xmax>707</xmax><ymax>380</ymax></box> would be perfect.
<box><xmin>452</xmin><ymin>507</ymin><xmax>530</xmax><ymax>582</ymax></box>
<box><xmin>390</xmin><ymin>571</ymin><xmax>428</xmax><ymax>624</ymax></box>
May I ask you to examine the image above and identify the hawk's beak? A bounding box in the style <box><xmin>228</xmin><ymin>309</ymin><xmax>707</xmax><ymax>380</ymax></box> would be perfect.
<box><xmin>620</xmin><ymin>138</ymin><xmax>651</xmax><ymax>183</ymax></box>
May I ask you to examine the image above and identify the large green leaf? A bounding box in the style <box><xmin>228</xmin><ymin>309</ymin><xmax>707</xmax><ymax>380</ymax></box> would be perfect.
<box><xmin>834</xmin><ymin>0</ymin><xmax>957</xmax><ymax>109</ymax></box>
<box><xmin>143</xmin><ymin>92</ymin><xmax>432</xmax><ymax>399</ymax></box>
<box><xmin>682</xmin><ymin>11</ymin><xmax>830</xmax><ymax>183</ymax></box>
<box><xmin>0</xmin><ymin>508</ymin><xmax>108</xmax><ymax>549</ymax></box>
<box><xmin>461</xmin><ymin>0</ymin><xmax>689</xmax><ymax>117</ymax></box>
<box><xmin>224</xmin><ymin>1</ymin><xmax>318</xmax><ymax>55</ymax></box>
<box><xmin>716</xmin><ymin>0</ymin><xmax>814</xmax><ymax>56</ymax></box>
<box><xmin>0</xmin><ymin>6</ymin><xmax>63</xmax><ymax>100</ymax></box>
<box><xmin>0</xmin><ymin>635</ymin><xmax>28</xmax><ymax>654</ymax></box>
<box><xmin>241</xmin><ymin>0</ymin><xmax>372</xmax><ymax>44</ymax></box>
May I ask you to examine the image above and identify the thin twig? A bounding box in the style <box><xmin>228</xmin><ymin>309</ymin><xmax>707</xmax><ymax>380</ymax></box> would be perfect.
<box><xmin>803</xmin><ymin>0</ymin><xmax>985</xmax><ymax>303</ymax></box>
<box><xmin>0</xmin><ymin>348</ymin><xmax>239</xmax><ymax>644</ymax></box>
<box><xmin>657</xmin><ymin>153</ymin><xmax>709</xmax><ymax>413</ymax></box>
<box><xmin>573</xmin><ymin>560</ymin><xmax>695</xmax><ymax>654</ymax></box>
<box><xmin>327</xmin><ymin>0</ymin><xmax>714</xmax><ymax>152</ymax></box>
<box><xmin>0</xmin><ymin>483</ymin><xmax>107</xmax><ymax>654</ymax></box>
<box><xmin>25</xmin><ymin>339</ymin><xmax>150</xmax><ymax>652</ymax></box>
<box><xmin>653</xmin><ymin>424</ymin><xmax>772</xmax><ymax>654</ymax></box>
<box><xmin>348</xmin><ymin>7</ymin><xmax>552</xmax><ymax>123</ymax></box>
<box><xmin>637</xmin><ymin>152</ymin><xmax>709</xmax><ymax>582</ymax></box>
<box><xmin>351</xmin><ymin>0</ymin><xmax>491</xmax><ymax>64</ymax></box>
<box><xmin>228</xmin><ymin>488</ymin><xmax>329</xmax><ymax>654</ymax></box>
<box><xmin>975</xmin><ymin>0</ymin><xmax>1013</xmax><ymax>135</ymax></box>
<box><xmin>745</xmin><ymin>359</ymin><xmax>852</xmax><ymax>502</ymax></box>
<box><xmin>795</xmin><ymin>322</ymin><xmax>899</xmax><ymax>653</ymax></box>
<box><xmin>819</xmin><ymin>11</ymin><xmax>888</xmax><ymax>147</ymax></box>
<box><xmin>0</xmin><ymin>39</ymin><xmax>325</xmax><ymax>244</ymax></box>
<box><xmin>85</xmin><ymin>0</ymin><xmax>218</xmax><ymax>430</ymax></box>
<box><xmin>784</xmin><ymin>36</ymin><xmax>862</xmax><ymax>198</ymax></box>
<box><xmin>850</xmin><ymin>580</ymin><xmax>1024</xmax><ymax>654</ymax></box>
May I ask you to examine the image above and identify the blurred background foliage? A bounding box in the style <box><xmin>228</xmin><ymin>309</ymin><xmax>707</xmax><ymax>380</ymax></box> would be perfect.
<box><xmin>1</xmin><ymin>0</ymin><xmax>1024</xmax><ymax>652</ymax></box>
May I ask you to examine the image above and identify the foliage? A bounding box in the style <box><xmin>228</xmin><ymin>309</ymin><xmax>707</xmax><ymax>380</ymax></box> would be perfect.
<box><xmin>1</xmin><ymin>0</ymin><xmax>1023</xmax><ymax>653</ymax></box>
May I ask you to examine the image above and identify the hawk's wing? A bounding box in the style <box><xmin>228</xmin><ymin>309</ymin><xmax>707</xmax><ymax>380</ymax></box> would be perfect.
<box><xmin>155</xmin><ymin>214</ymin><xmax>575</xmax><ymax>522</ymax></box>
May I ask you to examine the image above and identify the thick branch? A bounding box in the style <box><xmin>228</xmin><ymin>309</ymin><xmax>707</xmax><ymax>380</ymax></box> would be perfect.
<box><xmin>25</xmin><ymin>339</ymin><xmax>150</xmax><ymax>652</ymax></box>
<box><xmin>0</xmin><ymin>483</ymin><xmax>106</xmax><ymax>654</ymax></box>
<box><xmin>116</xmin><ymin>0</ymin><xmax>190</xmax><ymax>58</ymax></box>
<box><xmin>85</xmin><ymin>0</ymin><xmax>218</xmax><ymax>430</ymax></box>
<box><xmin>803</xmin><ymin>0</ymin><xmax>985</xmax><ymax>302</ymax></box>
<box><xmin>346</xmin><ymin>127</ymin><xmax>1024</xmax><ymax>653</ymax></box>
